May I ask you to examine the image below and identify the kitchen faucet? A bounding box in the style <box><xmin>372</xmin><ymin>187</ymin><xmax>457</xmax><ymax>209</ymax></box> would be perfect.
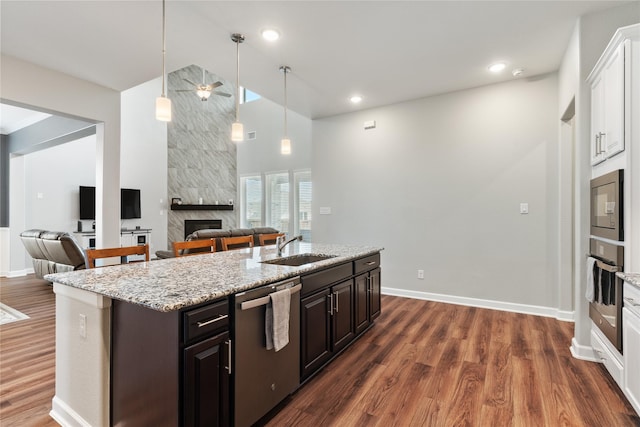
<box><xmin>276</xmin><ymin>234</ymin><xmax>303</xmax><ymax>257</ymax></box>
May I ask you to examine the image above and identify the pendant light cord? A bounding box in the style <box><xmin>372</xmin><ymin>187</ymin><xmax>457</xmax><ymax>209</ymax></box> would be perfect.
<box><xmin>161</xmin><ymin>0</ymin><xmax>166</xmax><ymax>97</ymax></box>
<box><xmin>283</xmin><ymin>68</ymin><xmax>288</xmax><ymax>138</ymax></box>
<box><xmin>235</xmin><ymin>38</ymin><xmax>240</xmax><ymax>121</ymax></box>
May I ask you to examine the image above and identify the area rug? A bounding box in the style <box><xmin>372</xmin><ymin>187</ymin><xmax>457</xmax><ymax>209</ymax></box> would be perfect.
<box><xmin>0</xmin><ymin>302</ymin><xmax>30</xmax><ymax>325</ymax></box>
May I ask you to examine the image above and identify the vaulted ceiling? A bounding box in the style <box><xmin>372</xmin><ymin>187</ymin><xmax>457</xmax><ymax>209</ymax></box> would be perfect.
<box><xmin>0</xmin><ymin>1</ymin><xmax>633</xmax><ymax>119</ymax></box>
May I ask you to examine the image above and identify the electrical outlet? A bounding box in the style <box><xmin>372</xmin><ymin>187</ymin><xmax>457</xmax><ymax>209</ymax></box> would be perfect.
<box><xmin>418</xmin><ymin>269</ymin><xmax>424</xmax><ymax>279</ymax></box>
<box><xmin>79</xmin><ymin>314</ymin><xmax>86</xmax><ymax>338</ymax></box>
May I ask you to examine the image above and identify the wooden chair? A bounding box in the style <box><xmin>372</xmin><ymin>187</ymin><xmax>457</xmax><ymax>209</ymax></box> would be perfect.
<box><xmin>86</xmin><ymin>244</ymin><xmax>150</xmax><ymax>268</ymax></box>
<box><xmin>221</xmin><ymin>235</ymin><xmax>254</xmax><ymax>251</ymax></box>
<box><xmin>258</xmin><ymin>233</ymin><xmax>285</xmax><ymax>246</ymax></box>
<box><xmin>172</xmin><ymin>238</ymin><xmax>216</xmax><ymax>257</ymax></box>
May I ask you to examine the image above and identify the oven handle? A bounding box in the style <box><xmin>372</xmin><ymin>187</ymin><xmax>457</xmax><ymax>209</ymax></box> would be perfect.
<box><xmin>239</xmin><ymin>284</ymin><xmax>302</xmax><ymax>310</ymax></box>
<box><xmin>595</xmin><ymin>259</ymin><xmax>619</xmax><ymax>273</ymax></box>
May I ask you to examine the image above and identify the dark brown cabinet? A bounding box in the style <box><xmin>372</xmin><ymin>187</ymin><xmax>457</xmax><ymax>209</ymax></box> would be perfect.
<box><xmin>301</xmin><ymin>289</ymin><xmax>332</xmax><ymax>378</ymax></box>
<box><xmin>183</xmin><ymin>331</ymin><xmax>230</xmax><ymax>427</ymax></box>
<box><xmin>354</xmin><ymin>254</ymin><xmax>382</xmax><ymax>334</ymax></box>
<box><xmin>355</xmin><ymin>269</ymin><xmax>381</xmax><ymax>333</ymax></box>
<box><xmin>111</xmin><ymin>297</ymin><xmax>230</xmax><ymax>427</ymax></box>
<box><xmin>301</xmin><ymin>278</ymin><xmax>355</xmax><ymax>380</ymax></box>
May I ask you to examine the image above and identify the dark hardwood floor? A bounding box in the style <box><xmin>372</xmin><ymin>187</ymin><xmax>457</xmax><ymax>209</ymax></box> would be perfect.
<box><xmin>0</xmin><ymin>275</ymin><xmax>57</xmax><ymax>427</ymax></box>
<box><xmin>1</xmin><ymin>275</ymin><xmax>638</xmax><ymax>426</ymax></box>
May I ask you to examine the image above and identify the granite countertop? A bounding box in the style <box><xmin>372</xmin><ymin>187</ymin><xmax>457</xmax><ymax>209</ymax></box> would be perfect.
<box><xmin>617</xmin><ymin>272</ymin><xmax>640</xmax><ymax>289</ymax></box>
<box><xmin>45</xmin><ymin>242</ymin><xmax>382</xmax><ymax>312</ymax></box>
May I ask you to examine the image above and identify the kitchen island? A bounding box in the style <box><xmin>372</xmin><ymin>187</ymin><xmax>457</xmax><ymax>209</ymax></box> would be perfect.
<box><xmin>45</xmin><ymin>241</ymin><xmax>382</xmax><ymax>427</ymax></box>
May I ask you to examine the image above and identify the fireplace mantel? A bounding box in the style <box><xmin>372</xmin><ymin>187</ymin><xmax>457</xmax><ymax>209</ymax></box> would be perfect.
<box><xmin>170</xmin><ymin>204</ymin><xmax>233</xmax><ymax>211</ymax></box>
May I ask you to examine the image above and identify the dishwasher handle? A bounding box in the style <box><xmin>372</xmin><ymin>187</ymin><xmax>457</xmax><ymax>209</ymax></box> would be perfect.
<box><xmin>239</xmin><ymin>283</ymin><xmax>302</xmax><ymax>310</ymax></box>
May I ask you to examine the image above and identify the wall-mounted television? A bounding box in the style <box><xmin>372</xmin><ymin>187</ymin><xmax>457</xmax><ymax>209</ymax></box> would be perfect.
<box><xmin>121</xmin><ymin>188</ymin><xmax>141</xmax><ymax>219</ymax></box>
<box><xmin>79</xmin><ymin>186</ymin><xmax>96</xmax><ymax>220</ymax></box>
<box><xmin>78</xmin><ymin>186</ymin><xmax>141</xmax><ymax>220</ymax></box>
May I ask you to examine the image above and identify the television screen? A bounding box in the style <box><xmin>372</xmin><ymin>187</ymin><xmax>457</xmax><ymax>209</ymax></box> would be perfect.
<box><xmin>79</xmin><ymin>186</ymin><xmax>95</xmax><ymax>220</ymax></box>
<box><xmin>121</xmin><ymin>188</ymin><xmax>141</xmax><ymax>219</ymax></box>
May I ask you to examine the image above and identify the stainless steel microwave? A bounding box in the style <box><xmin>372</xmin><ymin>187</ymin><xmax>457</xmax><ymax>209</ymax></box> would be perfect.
<box><xmin>591</xmin><ymin>169</ymin><xmax>623</xmax><ymax>241</ymax></box>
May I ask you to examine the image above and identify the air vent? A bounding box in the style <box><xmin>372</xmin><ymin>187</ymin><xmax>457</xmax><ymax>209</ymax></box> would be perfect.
<box><xmin>247</xmin><ymin>131</ymin><xmax>257</xmax><ymax>140</ymax></box>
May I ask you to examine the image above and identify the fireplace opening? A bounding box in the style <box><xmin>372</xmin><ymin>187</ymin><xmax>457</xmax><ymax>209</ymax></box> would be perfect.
<box><xmin>184</xmin><ymin>219</ymin><xmax>222</xmax><ymax>238</ymax></box>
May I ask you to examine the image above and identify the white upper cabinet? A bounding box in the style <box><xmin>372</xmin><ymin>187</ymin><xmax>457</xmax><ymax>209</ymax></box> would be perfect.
<box><xmin>588</xmin><ymin>24</ymin><xmax>640</xmax><ymax>167</ymax></box>
<box><xmin>589</xmin><ymin>41</ymin><xmax>626</xmax><ymax>165</ymax></box>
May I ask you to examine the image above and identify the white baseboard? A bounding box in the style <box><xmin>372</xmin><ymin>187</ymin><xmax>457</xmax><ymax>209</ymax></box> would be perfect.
<box><xmin>381</xmin><ymin>286</ymin><xmax>575</xmax><ymax>322</ymax></box>
<box><xmin>50</xmin><ymin>396</ymin><xmax>92</xmax><ymax>427</ymax></box>
<box><xmin>3</xmin><ymin>268</ymin><xmax>34</xmax><ymax>278</ymax></box>
<box><xmin>570</xmin><ymin>337</ymin><xmax>598</xmax><ymax>362</ymax></box>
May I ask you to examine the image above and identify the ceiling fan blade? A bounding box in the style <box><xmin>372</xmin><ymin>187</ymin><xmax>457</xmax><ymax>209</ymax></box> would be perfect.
<box><xmin>182</xmin><ymin>78</ymin><xmax>198</xmax><ymax>87</ymax></box>
<box><xmin>214</xmin><ymin>92</ymin><xmax>232</xmax><ymax>97</ymax></box>
<box><xmin>210</xmin><ymin>81</ymin><xmax>223</xmax><ymax>89</ymax></box>
<box><xmin>175</xmin><ymin>89</ymin><xmax>194</xmax><ymax>92</ymax></box>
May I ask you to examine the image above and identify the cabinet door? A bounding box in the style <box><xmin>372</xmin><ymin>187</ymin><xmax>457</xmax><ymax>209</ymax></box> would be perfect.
<box><xmin>301</xmin><ymin>290</ymin><xmax>332</xmax><ymax>379</ymax></box>
<box><xmin>355</xmin><ymin>273</ymin><xmax>370</xmax><ymax>334</ymax></box>
<box><xmin>623</xmin><ymin>308</ymin><xmax>640</xmax><ymax>414</ymax></box>
<box><xmin>603</xmin><ymin>42</ymin><xmax>625</xmax><ymax>159</ymax></box>
<box><xmin>331</xmin><ymin>280</ymin><xmax>355</xmax><ymax>352</ymax></box>
<box><xmin>591</xmin><ymin>74</ymin><xmax>605</xmax><ymax>165</ymax></box>
<box><xmin>183</xmin><ymin>331</ymin><xmax>230</xmax><ymax>427</ymax></box>
<box><xmin>369</xmin><ymin>268</ymin><xmax>382</xmax><ymax>321</ymax></box>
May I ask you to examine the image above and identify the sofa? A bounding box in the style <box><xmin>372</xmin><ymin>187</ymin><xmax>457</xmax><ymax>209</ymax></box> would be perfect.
<box><xmin>156</xmin><ymin>227</ymin><xmax>281</xmax><ymax>259</ymax></box>
<box><xmin>20</xmin><ymin>229</ymin><xmax>87</xmax><ymax>279</ymax></box>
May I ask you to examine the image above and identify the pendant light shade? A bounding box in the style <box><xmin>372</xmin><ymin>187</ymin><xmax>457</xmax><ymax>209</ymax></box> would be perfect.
<box><xmin>156</xmin><ymin>96</ymin><xmax>171</xmax><ymax>122</ymax></box>
<box><xmin>280</xmin><ymin>66</ymin><xmax>291</xmax><ymax>155</ymax></box>
<box><xmin>232</xmin><ymin>121</ymin><xmax>244</xmax><ymax>142</ymax></box>
<box><xmin>231</xmin><ymin>33</ymin><xmax>245</xmax><ymax>142</ymax></box>
<box><xmin>280</xmin><ymin>138</ymin><xmax>291</xmax><ymax>155</ymax></box>
<box><xmin>155</xmin><ymin>0</ymin><xmax>171</xmax><ymax>122</ymax></box>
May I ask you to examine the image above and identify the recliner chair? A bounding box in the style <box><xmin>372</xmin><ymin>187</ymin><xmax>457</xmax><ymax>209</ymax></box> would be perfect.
<box><xmin>20</xmin><ymin>229</ymin><xmax>87</xmax><ymax>279</ymax></box>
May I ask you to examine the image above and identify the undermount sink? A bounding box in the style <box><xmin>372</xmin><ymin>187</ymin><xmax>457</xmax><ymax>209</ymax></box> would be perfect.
<box><xmin>261</xmin><ymin>253</ymin><xmax>336</xmax><ymax>267</ymax></box>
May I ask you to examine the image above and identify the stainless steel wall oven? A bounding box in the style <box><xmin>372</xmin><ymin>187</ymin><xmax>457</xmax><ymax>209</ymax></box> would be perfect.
<box><xmin>589</xmin><ymin>238</ymin><xmax>624</xmax><ymax>352</ymax></box>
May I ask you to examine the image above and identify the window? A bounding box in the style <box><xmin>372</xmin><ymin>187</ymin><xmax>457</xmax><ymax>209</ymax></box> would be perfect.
<box><xmin>265</xmin><ymin>172</ymin><xmax>290</xmax><ymax>233</ymax></box>
<box><xmin>294</xmin><ymin>170</ymin><xmax>312</xmax><ymax>241</ymax></box>
<box><xmin>239</xmin><ymin>87</ymin><xmax>261</xmax><ymax>104</ymax></box>
<box><xmin>240</xmin><ymin>175</ymin><xmax>262</xmax><ymax>228</ymax></box>
<box><xmin>240</xmin><ymin>170</ymin><xmax>312</xmax><ymax>238</ymax></box>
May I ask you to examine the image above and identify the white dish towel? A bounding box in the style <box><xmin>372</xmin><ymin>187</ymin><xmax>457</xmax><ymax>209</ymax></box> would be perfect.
<box><xmin>265</xmin><ymin>288</ymin><xmax>291</xmax><ymax>352</ymax></box>
<box><xmin>586</xmin><ymin>256</ymin><xmax>597</xmax><ymax>303</ymax></box>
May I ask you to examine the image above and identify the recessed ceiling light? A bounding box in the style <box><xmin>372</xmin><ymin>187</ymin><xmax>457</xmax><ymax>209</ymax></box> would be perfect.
<box><xmin>488</xmin><ymin>62</ymin><xmax>506</xmax><ymax>73</ymax></box>
<box><xmin>261</xmin><ymin>29</ymin><xmax>280</xmax><ymax>42</ymax></box>
<box><xmin>350</xmin><ymin>95</ymin><xmax>363</xmax><ymax>104</ymax></box>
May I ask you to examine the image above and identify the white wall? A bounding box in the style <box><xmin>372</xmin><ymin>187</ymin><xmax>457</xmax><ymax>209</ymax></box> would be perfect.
<box><xmin>1</xmin><ymin>55</ymin><xmax>121</xmax><ymax>274</ymax></box>
<box><xmin>23</xmin><ymin>135</ymin><xmax>96</xmax><ymax>233</ymax></box>
<box><xmin>121</xmin><ymin>78</ymin><xmax>168</xmax><ymax>252</ymax></box>
<box><xmin>313</xmin><ymin>74</ymin><xmax>562</xmax><ymax>312</ymax></box>
<box><xmin>238</xmin><ymin>97</ymin><xmax>312</xmax><ymax>175</ymax></box>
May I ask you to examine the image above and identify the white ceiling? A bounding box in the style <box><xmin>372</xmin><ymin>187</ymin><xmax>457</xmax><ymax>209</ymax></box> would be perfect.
<box><xmin>0</xmin><ymin>1</ymin><xmax>633</xmax><ymax>120</ymax></box>
<box><xmin>0</xmin><ymin>104</ymin><xmax>51</xmax><ymax>134</ymax></box>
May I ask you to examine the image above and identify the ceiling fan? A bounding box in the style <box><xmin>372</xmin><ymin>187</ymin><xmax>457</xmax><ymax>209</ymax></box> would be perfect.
<box><xmin>176</xmin><ymin>68</ymin><xmax>231</xmax><ymax>101</ymax></box>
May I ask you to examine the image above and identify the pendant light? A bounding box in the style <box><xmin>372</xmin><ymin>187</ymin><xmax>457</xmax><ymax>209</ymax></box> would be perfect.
<box><xmin>280</xmin><ymin>66</ymin><xmax>292</xmax><ymax>155</ymax></box>
<box><xmin>155</xmin><ymin>0</ymin><xmax>171</xmax><ymax>122</ymax></box>
<box><xmin>231</xmin><ymin>33</ymin><xmax>245</xmax><ymax>142</ymax></box>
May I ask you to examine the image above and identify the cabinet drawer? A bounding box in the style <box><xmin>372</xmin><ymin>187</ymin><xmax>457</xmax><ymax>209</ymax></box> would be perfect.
<box><xmin>354</xmin><ymin>253</ymin><xmax>380</xmax><ymax>274</ymax></box>
<box><xmin>302</xmin><ymin>262</ymin><xmax>352</xmax><ymax>297</ymax></box>
<box><xmin>183</xmin><ymin>299</ymin><xmax>229</xmax><ymax>343</ymax></box>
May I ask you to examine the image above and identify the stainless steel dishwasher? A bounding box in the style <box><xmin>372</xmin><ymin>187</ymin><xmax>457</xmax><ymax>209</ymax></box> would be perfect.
<box><xmin>233</xmin><ymin>276</ymin><xmax>301</xmax><ymax>427</ymax></box>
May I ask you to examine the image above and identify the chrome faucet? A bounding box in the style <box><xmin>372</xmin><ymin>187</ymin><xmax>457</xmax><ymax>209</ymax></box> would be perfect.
<box><xmin>276</xmin><ymin>234</ymin><xmax>303</xmax><ymax>257</ymax></box>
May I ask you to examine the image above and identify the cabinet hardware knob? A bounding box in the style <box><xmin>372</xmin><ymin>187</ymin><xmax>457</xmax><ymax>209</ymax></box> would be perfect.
<box><xmin>365</xmin><ymin>261</ymin><xmax>376</xmax><ymax>266</ymax></box>
<box><xmin>334</xmin><ymin>291</ymin><xmax>339</xmax><ymax>313</ymax></box>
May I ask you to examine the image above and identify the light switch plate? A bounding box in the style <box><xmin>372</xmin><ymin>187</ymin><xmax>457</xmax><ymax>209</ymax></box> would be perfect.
<box><xmin>319</xmin><ymin>207</ymin><xmax>332</xmax><ymax>215</ymax></box>
<box><xmin>520</xmin><ymin>203</ymin><xmax>529</xmax><ymax>214</ymax></box>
